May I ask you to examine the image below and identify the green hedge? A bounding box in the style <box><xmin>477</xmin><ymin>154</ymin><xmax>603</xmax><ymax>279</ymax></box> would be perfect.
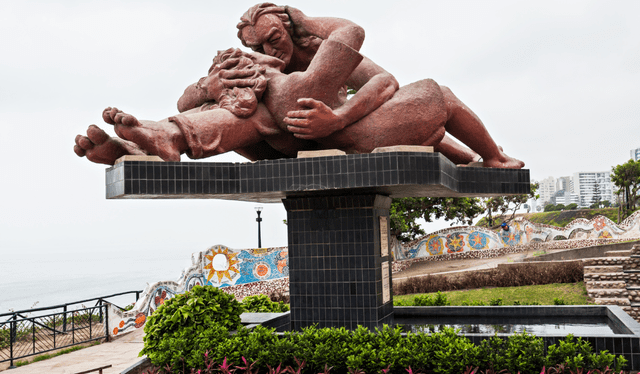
<box><xmin>143</xmin><ymin>324</ymin><xmax>627</xmax><ymax>374</ymax></box>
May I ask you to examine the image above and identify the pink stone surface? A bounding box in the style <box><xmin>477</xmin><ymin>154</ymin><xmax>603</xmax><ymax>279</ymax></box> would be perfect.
<box><xmin>75</xmin><ymin>3</ymin><xmax>524</xmax><ymax>170</ymax></box>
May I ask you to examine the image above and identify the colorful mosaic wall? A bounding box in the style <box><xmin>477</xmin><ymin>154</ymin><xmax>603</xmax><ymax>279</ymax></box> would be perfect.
<box><xmin>109</xmin><ymin>212</ymin><xmax>640</xmax><ymax>337</ymax></box>
<box><xmin>392</xmin><ymin>211</ymin><xmax>640</xmax><ymax>260</ymax></box>
<box><xmin>108</xmin><ymin>244</ymin><xmax>288</xmax><ymax>337</ymax></box>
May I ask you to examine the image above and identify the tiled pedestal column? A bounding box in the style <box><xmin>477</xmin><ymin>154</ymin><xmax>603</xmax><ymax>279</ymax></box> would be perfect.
<box><xmin>283</xmin><ymin>194</ymin><xmax>394</xmax><ymax>330</ymax></box>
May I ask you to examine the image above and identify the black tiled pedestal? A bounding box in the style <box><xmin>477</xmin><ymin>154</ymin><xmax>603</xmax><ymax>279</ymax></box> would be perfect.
<box><xmin>105</xmin><ymin>152</ymin><xmax>530</xmax><ymax>330</ymax></box>
<box><xmin>283</xmin><ymin>194</ymin><xmax>394</xmax><ymax>330</ymax></box>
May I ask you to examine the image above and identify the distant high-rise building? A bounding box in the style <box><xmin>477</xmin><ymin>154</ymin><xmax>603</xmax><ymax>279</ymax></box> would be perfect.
<box><xmin>539</xmin><ymin>176</ymin><xmax>556</xmax><ymax>205</ymax></box>
<box><xmin>556</xmin><ymin>176</ymin><xmax>572</xmax><ymax>193</ymax></box>
<box><xmin>631</xmin><ymin>148</ymin><xmax>640</xmax><ymax>161</ymax></box>
<box><xmin>572</xmin><ymin>171</ymin><xmax>614</xmax><ymax>207</ymax></box>
<box><xmin>550</xmin><ymin>190</ymin><xmax>579</xmax><ymax>206</ymax></box>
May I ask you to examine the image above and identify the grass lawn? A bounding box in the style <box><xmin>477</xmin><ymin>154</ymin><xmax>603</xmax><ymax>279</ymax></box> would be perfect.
<box><xmin>393</xmin><ymin>282</ymin><xmax>591</xmax><ymax>306</ymax></box>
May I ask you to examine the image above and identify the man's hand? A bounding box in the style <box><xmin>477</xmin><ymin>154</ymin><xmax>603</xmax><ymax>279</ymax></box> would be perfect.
<box><xmin>284</xmin><ymin>98</ymin><xmax>345</xmax><ymax>139</ymax></box>
<box><xmin>200</xmin><ymin>55</ymin><xmax>262</xmax><ymax>100</ymax></box>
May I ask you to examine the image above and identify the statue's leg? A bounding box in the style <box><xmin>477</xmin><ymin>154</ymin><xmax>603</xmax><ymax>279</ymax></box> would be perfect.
<box><xmin>433</xmin><ymin>134</ymin><xmax>480</xmax><ymax>165</ymax></box>
<box><xmin>103</xmin><ymin>105</ymin><xmax>278</xmax><ymax>161</ymax></box>
<box><xmin>440</xmin><ymin>86</ymin><xmax>525</xmax><ymax>169</ymax></box>
<box><xmin>74</xmin><ymin>124</ymin><xmax>147</xmax><ymax>165</ymax></box>
<box><xmin>102</xmin><ymin>107</ymin><xmax>187</xmax><ymax>162</ymax></box>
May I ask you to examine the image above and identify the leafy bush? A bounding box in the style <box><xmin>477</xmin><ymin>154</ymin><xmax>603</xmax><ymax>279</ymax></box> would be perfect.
<box><xmin>143</xmin><ymin>326</ymin><xmax>627</xmax><ymax>374</ymax></box>
<box><xmin>140</xmin><ymin>285</ymin><xmax>243</xmax><ymax>370</ymax></box>
<box><xmin>412</xmin><ymin>291</ymin><xmax>450</xmax><ymax>306</ymax></box>
<box><xmin>477</xmin><ymin>332</ymin><xmax>544</xmax><ymax>374</ymax></box>
<box><xmin>0</xmin><ymin>327</ymin><xmax>9</xmax><ymax>349</ymax></box>
<box><xmin>545</xmin><ymin>334</ymin><xmax>627</xmax><ymax>372</ymax></box>
<box><xmin>241</xmin><ymin>294</ymin><xmax>289</xmax><ymax>313</ymax></box>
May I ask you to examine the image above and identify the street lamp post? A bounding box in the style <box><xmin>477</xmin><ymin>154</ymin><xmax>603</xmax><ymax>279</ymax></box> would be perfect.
<box><xmin>255</xmin><ymin>207</ymin><xmax>263</xmax><ymax>248</ymax></box>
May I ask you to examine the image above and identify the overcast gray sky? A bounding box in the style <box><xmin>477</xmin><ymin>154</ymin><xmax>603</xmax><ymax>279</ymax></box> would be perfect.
<box><xmin>1</xmin><ymin>0</ymin><xmax>639</xmax><ymax>288</ymax></box>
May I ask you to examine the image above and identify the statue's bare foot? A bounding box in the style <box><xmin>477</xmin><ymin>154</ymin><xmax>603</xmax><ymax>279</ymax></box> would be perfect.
<box><xmin>483</xmin><ymin>150</ymin><xmax>525</xmax><ymax>169</ymax></box>
<box><xmin>74</xmin><ymin>125</ymin><xmax>147</xmax><ymax>165</ymax></box>
<box><xmin>102</xmin><ymin>107</ymin><xmax>186</xmax><ymax>162</ymax></box>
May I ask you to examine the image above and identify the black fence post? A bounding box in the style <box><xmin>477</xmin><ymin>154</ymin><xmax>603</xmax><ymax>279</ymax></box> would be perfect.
<box><xmin>104</xmin><ymin>304</ymin><xmax>109</xmax><ymax>343</ymax></box>
<box><xmin>98</xmin><ymin>299</ymin><xmax>103</xmax><ymax>324</ymax></box>
<box><xmin>135</xmin><ymin>291</ymin><xmax>140</xmax><ymax>301</ymax></box>
<box><xmin>9</xmin><ymin>318</ymin><xmax>16</xmax><ymax>369</ymax></box>
<box><xmin>32</xmin><ymin>318</ymin><xmax>35</xmax><ymax>356</ymax></box>
<box><xmin>63</xmin><ymin>305</ymin><xmax>67</xmax><ymax>332</ymax></box>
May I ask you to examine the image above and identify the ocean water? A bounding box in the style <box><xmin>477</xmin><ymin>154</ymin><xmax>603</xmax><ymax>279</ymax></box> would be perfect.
<box><xmin>0</xmin><ymin>247</ymin><xmax>195</xmax><ymax>315</ymax></box>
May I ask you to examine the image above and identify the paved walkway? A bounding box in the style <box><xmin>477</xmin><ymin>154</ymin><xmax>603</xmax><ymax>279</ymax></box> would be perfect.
<box><xmin>4</xmin><ymin>328</ymin><xmax>145</xmax><ymax>374</ymax></box>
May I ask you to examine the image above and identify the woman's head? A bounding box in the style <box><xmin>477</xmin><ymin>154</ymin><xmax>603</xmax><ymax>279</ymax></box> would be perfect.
<box><xmin>204</xmin><ymin>48</ymin><xmax>268</xmax><ymax>118</ymax></box>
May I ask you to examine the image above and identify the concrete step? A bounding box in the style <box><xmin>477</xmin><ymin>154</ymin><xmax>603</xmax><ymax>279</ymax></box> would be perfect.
<box><xmin>623</xmin><ymin>259</ymin><xmax>640</xmax><ymax>271</ymax></box>
<box><xmin>628</xmin><ymin>289</ymin><xmax>640</xmax><ymax>303</ymax></box>
<box><xmin>624</xmin><ymin>269</ymin><xmax>640</xmax><ymax>274</ymax></box>
<box><xmin>587</xmin><ymin>289</ymin><xmax>629</xmax><ymax>298</ymax></box>
<box><xmin>628</xmin><ymin>286</ymin><xmax>640</xmax><ymax>290</ymax></box>
<box><xmin>606</xmin><ymin>250</ymin><xmax>632</xmax><ymax>256</ymax></box>
<box><xmin>584</xmin><ymin>273</ymin><xmax>627</xmax><ymax>282</ymax></box>
<box><xmin>584</xmin><ymin>265</ymin><xmax>624</xmax><ymax>274</ymax></box>
<box><xmin>583</xmin><ymin>258</ymin><xmax>629</xmax><ymax>267</ymax></box>
<box><xmin>593</xmin><ymin>298</ymin><xmax>631</xmax><ymax>306</ymax></box>
<box><xmin>585</xmin><ymin>280</ymin><xmax>627</xmax><ymax>289</ymax></box>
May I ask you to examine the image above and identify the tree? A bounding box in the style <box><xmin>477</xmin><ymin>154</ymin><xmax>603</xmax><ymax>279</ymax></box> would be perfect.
<box><xmin>481</xmin><ymin>183</ymin><xmax>539</xmax><ymax>228</ymax></box>
<box><xmin>544</xmin><ymin>204</ymin><xmax>556</xmax><ymax>212</ymax></box>
<box><xmin>389</xmin><ymin>197</ymin><xmax>484</xmax><ymax>242</ymax></box>
<box><xmin>566</xmin><ymin>203</ymin><xmax>578</xmax><ymax>210</ymax></box>
<box><xmin>590</xmin><ymin>181</ymin><xmax>602</xmax><ymax>208</ymax></box>
<box><xmin>611</xmin><ymin>159</ymin><xmax>640</xmax><ymax>218</ymax></box>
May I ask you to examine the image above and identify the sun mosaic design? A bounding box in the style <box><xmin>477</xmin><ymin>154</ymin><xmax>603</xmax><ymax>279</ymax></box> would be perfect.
<box><xmin>204</xmin><ymin>245</ymin><xmax>241</xmax><ymax>286</ymax></box>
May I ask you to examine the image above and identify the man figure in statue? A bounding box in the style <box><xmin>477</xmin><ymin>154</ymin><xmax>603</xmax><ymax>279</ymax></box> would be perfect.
<box><xmin>74</xmin><ymin>3</ymin><xmax>524</xmax><ymax>170</ymax></box>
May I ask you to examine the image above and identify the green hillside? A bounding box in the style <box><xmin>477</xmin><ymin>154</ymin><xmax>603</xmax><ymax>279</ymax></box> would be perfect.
<box><xmin>523</xmin><ymin>208</ymin><xmax>620</xmax><ymax>227</ymax></box>
<box><xmin>476</xmin><ymin>208</ymin><xmax>621</xmax><ymax>228</ymax></box>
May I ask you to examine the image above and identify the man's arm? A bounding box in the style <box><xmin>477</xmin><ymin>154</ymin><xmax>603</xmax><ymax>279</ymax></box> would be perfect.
<box><xmin>283</xmin><ymin>7</ymin><xmax>400</xmax><ymax>139</ymax></box>
<box><xmin>284</xmin><ymin>55</ymin><xmax>399</xmax><ymax>139</ymax></box>
<box><xmin>286</xmin><ymin>6</ymin><xmax>365</xmax><ymax>51</ymax></box>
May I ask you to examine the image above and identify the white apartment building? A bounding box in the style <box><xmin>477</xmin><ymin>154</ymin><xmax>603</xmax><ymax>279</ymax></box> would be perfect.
<box><xmin>550</xmin><ymin>190</ymin><xmax>580</xmax><ymax>206</ymax></box>
<box><xmin>572</xmin><ymin>171</ymin><xmax>614</xmax><ymax>207</ymax></box>
<box><xmin>538</xmin><ymin>176</ymin><xmax>556</xmax><ymax>205</ymax></box>
<box><xmin>556</xmin><ymin>176</ymin><xmax>572</xmax><ymax>193</ymax></box>
<box><xmin>631</xmin><ymin>147</ymin><xmax>640</xmax><ymax>162</ymax></box>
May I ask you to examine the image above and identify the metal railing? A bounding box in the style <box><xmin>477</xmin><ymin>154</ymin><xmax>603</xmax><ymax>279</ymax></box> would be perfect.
<box><xmin>0</xmin><ymin>290</ymin><xmax>141</xmax><ymax>368</ymax></box>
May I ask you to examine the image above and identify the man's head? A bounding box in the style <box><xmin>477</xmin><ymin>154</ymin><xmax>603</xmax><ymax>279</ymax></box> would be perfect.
<box><xmin>237</xmin><ymin>3</ymin><xmax>294</xmax><ymax>67</ymax></box>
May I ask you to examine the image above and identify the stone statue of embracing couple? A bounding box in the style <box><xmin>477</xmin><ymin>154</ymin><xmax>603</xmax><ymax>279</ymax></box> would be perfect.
<box><xmin>74</xmin><ymin>3</ymin><xmax>524</xmax><ymax>169</ymax></box>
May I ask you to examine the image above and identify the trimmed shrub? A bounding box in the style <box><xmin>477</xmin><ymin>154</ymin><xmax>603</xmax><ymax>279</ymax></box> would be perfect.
<box><xmin>140</xmin><ymin>285</ymin><xmax>243</xmax><ymax>371</ymax></box>
<box><xmin>241</xmin><ymin>294</ymin><xmax>289</xmax><ymax>313</ymax></box>
<box><xmin>394</xmin><ymin>261</ymin><xmax>584</xmax><ymax>296</ymax></box>
<box><xmin>142</xmin><ymin>327</ymin><xmax>627</xmax><ymax>374</ymax></box>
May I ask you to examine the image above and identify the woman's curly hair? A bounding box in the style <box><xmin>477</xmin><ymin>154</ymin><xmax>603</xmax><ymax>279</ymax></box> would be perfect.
<box><xmin>206</xmin><ymin>48</ymin><xmax>268</xmax><ymax>118</ymax></box>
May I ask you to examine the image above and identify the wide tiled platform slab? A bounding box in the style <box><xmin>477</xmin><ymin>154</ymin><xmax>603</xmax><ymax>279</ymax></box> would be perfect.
<box><xmin>106</xmin><ymin>152</ymin><xmax>530</xmax><ymax>202</ymax></box>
